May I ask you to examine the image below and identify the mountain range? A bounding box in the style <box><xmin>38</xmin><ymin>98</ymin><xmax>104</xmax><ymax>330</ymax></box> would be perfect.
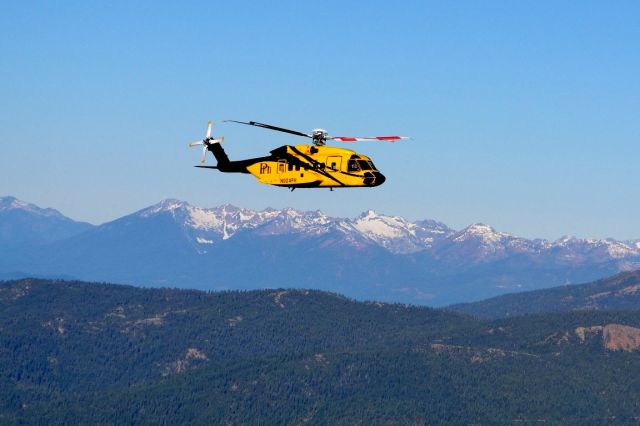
<box><xmin>1</xmin><ymin>195</ymin><xmax>639</xmax><ymax>305</ymax></box>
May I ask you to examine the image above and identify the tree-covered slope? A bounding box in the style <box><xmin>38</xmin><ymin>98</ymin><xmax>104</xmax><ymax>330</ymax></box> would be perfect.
<box><xmin>0</xmin><ymin>279</ymin><xmax>472</xmax><ymax>395</ymax></box>
<box><xmin>449</xmin><ymin>270</ymin><xmax>640</xmax><ymax>319</ymax></box>
<box><xmin>3</xmin><ymin>278</ymin><xmax>640</xmax><ymax>424</ymax></box>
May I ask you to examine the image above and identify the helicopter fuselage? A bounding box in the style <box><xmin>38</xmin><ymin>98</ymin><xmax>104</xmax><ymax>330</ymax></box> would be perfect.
<box><xmin>205</xmin><ymin>143</ymin><xmax>386</xmax><ymax>189</ymax></box>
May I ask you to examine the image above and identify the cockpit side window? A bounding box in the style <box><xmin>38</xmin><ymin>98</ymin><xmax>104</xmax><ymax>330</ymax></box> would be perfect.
<box><xmin>347</xmin><ymin>159</ymin><xmax>360</xmax><ymax>172</ymax></box>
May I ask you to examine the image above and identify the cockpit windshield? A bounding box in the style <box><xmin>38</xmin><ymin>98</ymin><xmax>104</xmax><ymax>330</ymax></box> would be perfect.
<box><xmin>357</xmin><ymin>160</ymin><xmax>372</xmax><ymax>171</ymax></box>
<box><xmin>347</xmin><ymin>158</ymin><xmax>377</xmax><ymax>173</ymax></box>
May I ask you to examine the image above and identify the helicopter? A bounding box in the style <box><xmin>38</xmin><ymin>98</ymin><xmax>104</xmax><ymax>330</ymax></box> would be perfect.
<box><xmin>188</xmin><ymin>120</ymin><xmax>409</xmax><ymax>190</ymax></box>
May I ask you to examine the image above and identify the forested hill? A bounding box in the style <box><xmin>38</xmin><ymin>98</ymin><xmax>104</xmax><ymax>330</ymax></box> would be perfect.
<box><xmin>450</xmin><ymin>270</ymin><xmax>640</xmax><ymax>319</ymax></box>
<box><xmin>4</xmin><ymin>279</ymin><xmax>640</xmax><ymax>424</ymax></box>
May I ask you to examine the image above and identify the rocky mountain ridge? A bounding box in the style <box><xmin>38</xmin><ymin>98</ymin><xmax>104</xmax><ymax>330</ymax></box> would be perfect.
<box><xmin>2</xmin><ymin>195</ymin><xmax>640</xmax><ymax>305</ymax></box>
<box><xmin>130</xmin><ymin>198</ymin><xmax>640</xmax><ymax>260</ymax></box>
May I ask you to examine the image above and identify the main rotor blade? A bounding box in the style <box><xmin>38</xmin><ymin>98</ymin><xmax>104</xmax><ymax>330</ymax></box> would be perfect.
<box><xmin>225</xmin><ymin>120</ymin><xmax>311</xmax><ymax>139</ymax></box>
<box><xmin>206</xmin><ymin>120</ymin><xmax>213</xmax><ymax>138</ymax></box>
<box><xmin>329</xmin><ymin>136</ymin><xmax>410</xmax><ymax>143</ymax></box>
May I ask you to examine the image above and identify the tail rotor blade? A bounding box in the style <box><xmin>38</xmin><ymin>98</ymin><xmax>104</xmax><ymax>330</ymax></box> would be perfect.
<box><xmin>189</xmin><ymin>120</ymin><xmax>218</xmax><ymax>165</ymax></box>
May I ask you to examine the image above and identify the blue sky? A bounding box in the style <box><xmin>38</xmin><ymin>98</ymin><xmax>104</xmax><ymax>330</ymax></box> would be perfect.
<box><xmin>1</xmin><ymin>1</ymin><xmax>639</xmax><ymax>240</ymax></box>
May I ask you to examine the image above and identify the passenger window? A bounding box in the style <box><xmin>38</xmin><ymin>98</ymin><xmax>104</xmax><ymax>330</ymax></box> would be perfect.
<box><xmin>288</xmin><ymin>163</ymin><xmax>293</xmax><ymax>171</ymax></box>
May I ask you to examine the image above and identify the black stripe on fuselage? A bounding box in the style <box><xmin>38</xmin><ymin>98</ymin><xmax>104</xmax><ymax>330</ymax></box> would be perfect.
<box><xmin>287</xmin><ymin>146</ymin><xmax>346</xmax><ymax>187</ymax></box>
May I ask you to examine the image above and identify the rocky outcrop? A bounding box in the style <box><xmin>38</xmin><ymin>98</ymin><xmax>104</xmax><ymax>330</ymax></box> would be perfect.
<box><xmin>575</xmin><ymin>326</ymin><xmax>603</xmax><ymax>342</ymax></box>
<box><xmin>603</xmin><ymin>324</ymin><xmax>640</xmax><ymax>352</ymax></box>
<box><xmin>162</xmin><ymin>348</ymin><xmax>209</xmax><ymax>376</ymax></box>
<box><xmin>574</xmin><ymin>323</ymin><xmax>640</xmax><ymax>352</ymax></box>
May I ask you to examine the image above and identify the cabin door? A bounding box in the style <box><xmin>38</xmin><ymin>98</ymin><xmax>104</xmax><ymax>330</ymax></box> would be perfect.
<box><xmin>277</xmin><ymin>160</ymin><xmax>287</xmax><ymax>174</ymax></box>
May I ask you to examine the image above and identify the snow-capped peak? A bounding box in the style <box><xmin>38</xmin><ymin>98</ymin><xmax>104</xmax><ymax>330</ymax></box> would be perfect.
<box><xmin>454</xmin><ymin>223</ymin><xmax>509</xmax><ymax>243</ymax></box>
<box><xmin>362</xmin><ymin>209</ymin><xmax>378</xmax><ymax>218</ymax></box>
<box><xmin>139</xmin><ymin>199</ymin><xmax>191</xmax><ymax>217</ymax></box>
<box><xmin>0</xmin><ymin>196</ymin><xmax>26</xmax><ymax>210</ymax></box>
<box><xmin>0</xmin><ymin>196</ymin><xmax>65</xmax><ymax>218</ymax></box>
<box><xmin>350</xmin><ymin>210</ymin><xmax>453</xmax><ymax>253</ymax></box>
<box><xmin>281</xmin><ymin>207</ymin><xmax>302</xmax><ymax>217</ymax></box>
<box><xmin>556</xmin><ymin>235</ymin><xmax>578</xmax><ymax>245</ymax></box>
<box><xmin>354</xmin><ymin>210</ymin><xmax>414</xmax><ymax>239</ymax></box>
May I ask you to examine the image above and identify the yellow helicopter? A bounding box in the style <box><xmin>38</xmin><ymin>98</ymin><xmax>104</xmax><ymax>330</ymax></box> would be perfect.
<box><xmin>188</xmin><ymin>120</ymin><xmax>409</xmax><ymax>190</ymax></box>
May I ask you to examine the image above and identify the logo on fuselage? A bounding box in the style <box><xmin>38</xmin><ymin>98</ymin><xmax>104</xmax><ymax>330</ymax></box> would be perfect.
<box><xmin>259</xmin><ymin>163</ymin><xmax>272</xmax><ymax>174</ymax></box>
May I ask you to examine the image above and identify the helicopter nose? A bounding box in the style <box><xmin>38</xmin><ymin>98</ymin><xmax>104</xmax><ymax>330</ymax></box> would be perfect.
<box><xmin>373</xmin><ymin>172</ymin><xmax>386</xmax><ymax>186</ymax></box>
<box><xmin>363</xmin><ymin>172</ymin><xmax>386</xmax><ymax>187</ymax></box>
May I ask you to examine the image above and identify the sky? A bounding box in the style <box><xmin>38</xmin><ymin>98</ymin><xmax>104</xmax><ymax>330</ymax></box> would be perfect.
<box><xmin>1</xmin><ymin>1</ymin><xmax>639</xmax><ymax>240</ymax></box>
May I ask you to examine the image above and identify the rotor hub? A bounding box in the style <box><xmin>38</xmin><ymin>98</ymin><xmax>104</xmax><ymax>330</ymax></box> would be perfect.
<box><xmin>311</xmin><ymin>128</ymin><xmax>328</xmax><ymax>146</ymax></box>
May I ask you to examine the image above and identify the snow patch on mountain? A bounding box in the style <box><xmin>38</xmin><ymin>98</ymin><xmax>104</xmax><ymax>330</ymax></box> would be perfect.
<box><xmin>253</xmin><ymin>209</ymin><xmax>334</xmax><ymax>236</ymax></box>
<box><xmin>351</xmin><ymin>210</ymin><xmax>434</xmax><ymax>253</ymax></box>
<box><xmin>353</xmin><ymin>210</ymin><xmax>414</xmax><ymax>239</ymax></box>
<box><xmin>186</xmin><ymin>208</ymin><xmax>223</xmax><ymax>230</ymax></box>
<box><xmin>138</xmin><ymin>200</ymin><xmax>283</xmax><ymax>241</ymax></box>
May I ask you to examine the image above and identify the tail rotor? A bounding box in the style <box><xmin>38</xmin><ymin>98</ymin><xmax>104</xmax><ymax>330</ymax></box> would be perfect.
<box><xmin>188</xmin><ymin>120</ymin><xmax>224</xmax><ymax>164</ymax></box>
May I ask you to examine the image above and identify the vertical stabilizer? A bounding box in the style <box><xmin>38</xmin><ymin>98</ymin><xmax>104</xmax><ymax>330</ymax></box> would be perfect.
<box><xmin>209</xmin><ymin>142</ymin><xmax>230</xmax><ymax>167</ymax></box>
